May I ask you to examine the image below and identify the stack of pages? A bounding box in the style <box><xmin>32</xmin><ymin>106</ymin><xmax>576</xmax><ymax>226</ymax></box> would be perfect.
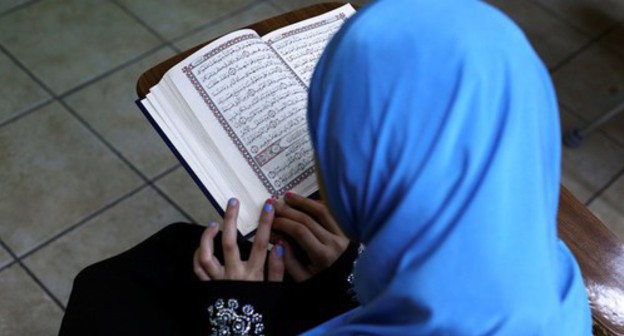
<box><xmin>138</xmin><ymin>4</ymin><xmax>356</xmax><ymax>238</ymax></box>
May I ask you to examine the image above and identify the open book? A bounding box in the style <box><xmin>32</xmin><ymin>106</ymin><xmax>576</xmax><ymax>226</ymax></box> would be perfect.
<box><xmin>138</xmin><ymin>4</ymin><xmax>356</xmax><ymax>238</ymax></box>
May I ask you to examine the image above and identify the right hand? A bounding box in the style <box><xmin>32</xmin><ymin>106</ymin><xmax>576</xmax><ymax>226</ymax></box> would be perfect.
<box><xmin>193</xmin><ymin>198</ymin><xmax>285</xmax><ymax>282</ymax></box>
<box><xmin>272</xmin><ymin>192</ymin><xmax>350</xmax><ymax>282</ymax></box>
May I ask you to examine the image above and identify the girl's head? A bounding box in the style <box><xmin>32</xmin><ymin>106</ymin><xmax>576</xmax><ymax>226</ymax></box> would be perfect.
<box><xmin>308</xmin><ymin>0</ymin><xmax>559</xmax><ymax>245</ymax></box>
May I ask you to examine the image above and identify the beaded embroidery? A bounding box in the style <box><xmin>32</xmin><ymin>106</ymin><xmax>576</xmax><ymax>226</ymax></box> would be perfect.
<box><xmin>346</xmin><ymin>244</ymin><xmax>365</xmax><ymax>302</ymax></box>
<box><xmin>207</xmin><ymin>298</ymin><xmax>265</xmax><ymax>336</ymax></box>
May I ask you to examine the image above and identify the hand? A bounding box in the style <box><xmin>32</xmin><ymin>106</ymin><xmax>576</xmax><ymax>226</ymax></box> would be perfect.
<box><xmin>193</xmin><ymin>198</ymin><xmax>285</xmax><ymax>282</ymax></box>
<box><xmin>272</xmin><ymin>192</ymin><xmax>349</xmax><ymax>282</ymax></box>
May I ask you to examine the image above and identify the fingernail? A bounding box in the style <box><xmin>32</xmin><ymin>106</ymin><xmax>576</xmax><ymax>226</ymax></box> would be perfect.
<box><xmin>266</xmin><ymin>198</ymin><xmax>275</xmax><ymax>205</ymax></box>
<box><xmin>264</xmin><ymin>202</ymin><xmax>273</xmax><ymax>212</ymax></box>
<box><xmin>228</xmin><ymin>198</ymin><xmax>237</xmax><ymax>207</ymax></box>
<box><xmin>285</xmin><ymin>192</ymin><xmax>293</xmax><ymax>198</ymax></box>
<box><xmin>275</xmin><ymin>245</ymin><xmax>284</xmax><ymax>257</ymax></box>
<box><xmin>208</xmin><ymin>221</ymin><xmax>217</xmax><ymax>228</ymax></box>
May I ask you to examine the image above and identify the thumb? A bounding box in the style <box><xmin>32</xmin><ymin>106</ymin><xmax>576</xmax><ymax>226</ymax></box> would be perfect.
<box><xmin>267</xmin><ymin>243</ymin><xmax>285</xmax><ymax>282</ymax></box>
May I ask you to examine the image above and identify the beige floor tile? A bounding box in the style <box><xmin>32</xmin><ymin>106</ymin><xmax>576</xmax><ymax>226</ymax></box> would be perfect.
<box><xmin>0</xmin><ymin>0</ymin><xmax>161</xmax><ymax>95</ymax></box>
<box><xmin>270</xmin><ymin>0</ymin><xmax>370</xmax><ymax>12</ymax></box>
<box><xmin>0</xmin><ymin>264</ymin><xmax>63</xmax><ymax>336</ymax></box>
<box><xmin>64</xmin><ymin>47</ymin><xmax>178</xmax><ymax>179</ymax></box>
<box><xmin>174</xmin><ymin>3</ymin><xmax>280</xmax><ymax>51</ymax></box>
<box><xmin>560</xmin><ymin>110</ymin><xmax>624</xmax><ymax>203</ymax></box>
<box><xmin>0</xmin><ymin>51</ymin><xmax>49</xmax><ymax>124</ymax></box>
<box><xmin>117</xmin><ymin>0</ymin><xmax>254</xmax><ymax>41</ymax></box>
<box><xmin>0</xmin><ymin>102</ymin><xmax>143</xmax><ymax>255</ymax></box>
<box><xmin>155</xmin><ymin>166</ymin><xmax>221</xmax><ymax>224</ymax></box>
<box><xmin>530</xmin><ymin>0</ymin><xmax>624</xmax><ymax>36</ymax></box>
<box><xmin>553</xmin><ymin>45</ymin><xmax>624</xmax><ymax>122</ymax></box>
<box><xmin>486</xmin><ymin>0</ymin><xmax>589</xmax><ymax>69</ymax></box>
<box><xmin>23</xmin><ymin>187</ymin><xmax>187</xmax><ymax>305</ymax></box>
<box><xmin>589</xmin><ymin>174</ymin><xmax>624</xmax><ymax>242</ymax></box>
<box><xmin>0</xmin><ymin>0</ymin><xmax>29</xmax><ymax>14</ymax></box>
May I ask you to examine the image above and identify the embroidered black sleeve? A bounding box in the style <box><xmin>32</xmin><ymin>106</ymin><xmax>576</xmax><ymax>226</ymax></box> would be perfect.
<box><xmin>278</xmin><ymin>241</ymin><xmax>363</xmax><ymax>334</ymax></box>
<box><xmin>206</xmin><ymin>298</ymin><xmax>265</xmax><ymax>335</ymax></box>
<box><xmin>197</xmin><ymin>281</ymin><xmax>285</xmax><ymax>335</ymax></box>
<box><xmin>196</xmin><ymin>241</ymin><xmax>363</xmax><ymax>335</ymax></box>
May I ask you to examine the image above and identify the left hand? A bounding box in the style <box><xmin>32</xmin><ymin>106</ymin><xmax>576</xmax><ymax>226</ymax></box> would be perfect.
<box><xmin>272</xmin><ymin>192</ymin><xmax>350</xmax><ymax>282</ymax></box>
<box><xmin>193</xmin><ymin>198</ymin><xmax>285</xmax><ymax>282</ymax></box>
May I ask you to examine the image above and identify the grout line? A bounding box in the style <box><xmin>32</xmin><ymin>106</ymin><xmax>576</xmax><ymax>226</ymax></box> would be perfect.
<box><xmin>110</xmin><ymin>0</ymin><xmax>182</xmax><ymax>54</ymax></box>
<box><xmin>147</xmin><ymin>164</ymin><xmax>202</xmax><ymax>224</ymax></box>
<box><xmin>165</xmin><ymin>0</ymin><xmax>266</xmax><ymax>46</ymax></box>
<box><xmin>0</xmin><ymin>0</ymin><xmax>266</xmax><ymax>314</ymax></box>
<box><xmin>0</xmin><ymin>98</ymin><xmax>54</xmax><ymax>129</ymax></box>
<box><xmin>55</xmin><ymin>98</ymin><xmax>196</xmax><ymax>223</ymax></box>
<box><xmin>60</xmin><ymin>99</ymin><xmax>151</xmax><ymax>178</ymax></box>
<box><xmin>528</xmin><ymin>0</ymin><xmax>616</xmax><ymax>38</ymax></box>
<box><xmin>600</xmin><ymin>18</ymin><xmax>624</xmax><ymax>58</ymax></box>
<box><xmin>0</xmin><ymin>0</ymin><xmax>270</xmax><ymax>131</ymax></box>
<box><xmin>2</xmin><ymin>166</ymin><xmax>192</xmax><ymax>311</ymax></box>
<box><xmin>586</xmin><ymin>166</ymin><xmax>624</xmax><ymax>206</ymax></box>
<box><xmin>1</xmin><ymin>40</ymin><xmax>159</xmax><ymax>185</ymax></box>
<box><xmin>149</xmin><ymin>165</ymin><xmax>204</xmax><ymax>224</ymax></box>
<box><xmin>0</xmin><ymin>238</ymin><xmax>18</xmax><ymax>274</ymax></box>
<box><xmin>6</xmin><ymin>169</ymin><xmax>192</xmax><ymax>312</ymax></box>
<box><xmin>0</xmin><ymin>0</ymin><xmax>271</xmax><ymax>232</ymax></box>
<box><xmin>0</xmin><ymin>43</ymin><xmax>171</xmax><ymax>131</ymax></box>
<box><xmin>0</xmin><ymin>238</ymin><xmax>66</xmax><ymax>311</ymax></box>
<box><xmin>150</xmin><ymin>163</ymin><xmax>182</xmax><ymax>182</ymax></box>
<box><xmin>0</xmin><ymin>42</ymin><xmax>196</xmax><ymax>255</ymax></box>
<box><xmin>15</xmin><ymin>165</ymin><xmax>190</xmax><ymax>261</ymax></box>
<box><xmin>549</xmin><ymin>22</ymin><xmax>619</xmax><ymax>74</ymax></box>
<box><xmin>603</xmin><ymin>130</ymin><xmax>624</xmax><ymax>149</ymax></box>
<box><xmin>0</xmin><ymin>0</ymin><xmax>43</xmax><ymax>19</ymax></box>
<box><xmin>57</xmin><ymin>44</ymin><xmax>171</xmax><ymax>99</ymax></box>
<box><xmin>0</xmin><ymin>42</ymin><xmax>58</xmax><ymax>109</ymax></box>
<box><xmin>16</xmin><ymin>164</ymin><xmax>193</xmax><ymax>261</ymax></box>
<box><xmin>152</xmin><ymin>184</ymin><xmax>199</xmax><ymax>223</ymax></box>
<box><xmin>1</xmin><ymin>165</ymin><xmax>191</xmax><ymax>310</ymax></box>
<box><xmin>560</xmin><ymin>102</ymin><xmax>624</xmax><ymax>151</ymax></box>
<box><xmin>0</xmin><ymin>259</ymin><xmax>17</xmax><ymax>274</ymax></box>
<box><xmin>19</xmin><ymin>262</ymin><xmax>67</xmax><ymax>311</ymax></box>
<box><xmin>17</xmin><ymin>184</ymin><xmax>149</xmax><ymax>260</ymax></box>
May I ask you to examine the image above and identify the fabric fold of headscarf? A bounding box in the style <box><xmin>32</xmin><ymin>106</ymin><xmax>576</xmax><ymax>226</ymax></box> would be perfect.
<box><xmin>305</xmin><ymin>0</ymin><xmax>591</xmax><ymax>334</ymax></box>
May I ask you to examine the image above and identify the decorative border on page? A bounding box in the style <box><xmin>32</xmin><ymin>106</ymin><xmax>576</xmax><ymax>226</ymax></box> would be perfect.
<box><xmin>182</xmin><ymin>34</ymin><xmax>314</xmax><ymax>196</ymax></box>
<box><xmin>265</xmin><ymin>13</ymin><xmax>347</xmax><ymax>45</ymax></box>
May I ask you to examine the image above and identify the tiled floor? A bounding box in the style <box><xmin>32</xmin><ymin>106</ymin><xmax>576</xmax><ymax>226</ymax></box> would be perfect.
<box><xmin>0</xmin><ymin>0</ymin><xmax>623</xmax><ymax>334</ymax></box>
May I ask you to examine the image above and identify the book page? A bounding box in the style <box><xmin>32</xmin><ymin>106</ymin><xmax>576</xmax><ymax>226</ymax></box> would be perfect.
<box><xmin>142</xmin><ymin>4</ymin><xmax>357</xmax><ymax>236</ymax></box>
<box><xmin>167</xmin><ymin>29</ymin><xmax>317</xmax><ymax>200</ymax></box>
<box><xmin>263</xmin><ymin>4</ymin><xmax>356</xmax><ymax>85</ymax></box>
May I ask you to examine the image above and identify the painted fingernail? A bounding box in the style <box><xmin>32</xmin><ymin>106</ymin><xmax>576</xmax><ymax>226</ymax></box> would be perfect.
<box><xmin>266</xmin><ymin>198</ymin><xmax>274</xmax><ymax>205</ymax></box>
<box><xmin>275</xmin><ymin>245</ymin><xmax>284</xmax><ymax>257</ymax></box>
<box><xmin>285</xmin><ymin>192</ymin><xmax>293</xmax><ymax>198</ymax></box>
<box><xmin>208</xmin><ymin>221</ymin><xmax>217</xmax><ymax>228</ymax></box>
<box><xmin>264</xmin><ymin>202</ymin><xmax>273</xmax><ymax>212</ymax></box>
<box><xmin>228</xmin><ymin>198</ymin><xmax>237</xmax><ymax>207</ymax></box>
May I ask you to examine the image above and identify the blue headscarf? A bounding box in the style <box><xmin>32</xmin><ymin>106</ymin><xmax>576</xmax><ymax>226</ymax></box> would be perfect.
<box><xmin>305</xmin><ymin>0</ymin><xmax>591</xmax><ymax>334</ymax></box>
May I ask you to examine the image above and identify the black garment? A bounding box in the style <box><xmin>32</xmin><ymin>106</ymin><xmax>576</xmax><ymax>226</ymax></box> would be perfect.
<box><xmin>59</xmin><ymin>223</ymin><xmax>360</xmax><ymax>336</ymax></box>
